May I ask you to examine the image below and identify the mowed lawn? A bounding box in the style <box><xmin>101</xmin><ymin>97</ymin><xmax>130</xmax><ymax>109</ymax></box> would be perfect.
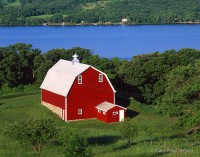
<box><xmin>0</xmin><ymin>94</ymin><xmax>199</xmax><ymax>157</ymax></box>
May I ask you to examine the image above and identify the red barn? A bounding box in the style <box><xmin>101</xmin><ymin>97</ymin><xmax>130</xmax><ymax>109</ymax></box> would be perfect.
<box><xmin>40</xmin><ymin>54</ymin><xmax>126</xmax><ymax>123</ymax></box>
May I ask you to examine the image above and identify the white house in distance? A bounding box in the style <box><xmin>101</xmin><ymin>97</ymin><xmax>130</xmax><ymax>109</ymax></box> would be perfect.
<box><xmin>122</xmin><ymin>18</ymin><xmax>128</xmax><ymax>23</ymax></box>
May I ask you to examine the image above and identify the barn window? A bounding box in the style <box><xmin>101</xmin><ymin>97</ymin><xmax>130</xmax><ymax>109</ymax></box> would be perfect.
<box><xmin>78</xmin><ymin>109</ymin><xmax>82</xmax><ymax>115</ymax></box>
<box><xmin>78</xmin><ymin>75</ymin><xmax>82</xmax><ymax>84</ymax></box>
<box><xmin>113</xmin><ymin>111</ymin><xmax>118</xmax><ymax>115</ymax></box>
<box><xmin>99</xmin><ymin>74</ymin><xmax>103</xmax><ymax>82</ymax></box>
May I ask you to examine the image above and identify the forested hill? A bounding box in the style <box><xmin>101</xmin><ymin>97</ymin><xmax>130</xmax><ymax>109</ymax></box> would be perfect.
<box><xmin>0</xmin><ymin>0</ymin><xmax>199</xmax><ymax>26</ymax></box>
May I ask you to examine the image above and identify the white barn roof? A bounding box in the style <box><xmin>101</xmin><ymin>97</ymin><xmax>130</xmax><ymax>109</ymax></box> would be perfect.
<box><xmin>40</xmin><ymin>59</ymin><xmax>116</xmax><ymax>97</ymax></box>
<box><xmin>96</xmin><ymin>101</ymin><xmax>126</xmax><ymax>112</ymax></box>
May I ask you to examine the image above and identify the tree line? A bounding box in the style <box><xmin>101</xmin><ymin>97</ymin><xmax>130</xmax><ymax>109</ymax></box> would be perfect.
<box><xmin>0</xmin><ymin>0</ymin><xmax>199</xmax><ymax>25</ymax></box>
<box><xmin>0</xmin><ymin>43</ymin><xmax>199</xmax><ymax>130</ymax></box>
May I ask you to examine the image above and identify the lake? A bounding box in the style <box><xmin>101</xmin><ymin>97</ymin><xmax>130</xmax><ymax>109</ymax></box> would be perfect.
<box><xmin>0</xmin><ymin>25</ymin><xmax>200</xmax><ymax>58</ymax></box>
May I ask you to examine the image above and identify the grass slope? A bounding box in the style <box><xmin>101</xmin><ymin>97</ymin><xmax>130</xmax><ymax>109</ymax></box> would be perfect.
<box><xmin>0</xmin><ymin>94</ymin><xmax>199</xmax><ymax>157</ymax></box>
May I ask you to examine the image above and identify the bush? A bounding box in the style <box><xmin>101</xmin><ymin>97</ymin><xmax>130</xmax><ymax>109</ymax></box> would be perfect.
<box><xmin>119</xmin><ymin>118</ymin><xmax>138</xmax><ymax>146</ymax></box>
<box><xmin>0</xmin><ymin>83</ymin><xmax>40</xmax><ymax>96</ymax></box>
<box><xmin>58</xmin><ymin>127</ymin><xmax>93</xmax><ymax>157</ymax></box>
<box><xmin>4</xmin><ymin>118</ymin><xmax>57</xmax><ymax>153</ymax></box>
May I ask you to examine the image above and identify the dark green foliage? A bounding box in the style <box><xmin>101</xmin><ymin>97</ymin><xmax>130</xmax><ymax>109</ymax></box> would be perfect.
<box><xmin>44</xmin><ymin>47</ymin><xmax>92</xmax><ymax>63</ymax></box>
<box><xmin>0</xmin><ymin>0</ymin><xmax>199</xmax><ymax>25</ymax></box>
<box><xmin>58</xmin><ymin>127</ymin><xmax>93</xmax><ymax>157</ymax></box>
<box><xmin>0</xmin><ymin>45</ymin><xmax>92</xmax><ymax>86</ymax></box>
<box><xmin>0</xmin><ymin>43</ymin><xmax>41</xmax><ymax>87</ymax></box>
<box><xmin>159</xmin><ymin>62</ymin><xmax>200</xmax><ymax>129</ymax></box>
<box><xmin>49</xmin><ymin>14</ymin><xmax>63</xmax><ymax>23</ymax></box>
<box><xmin>4</xmin><ymin>118</ymin><xmax>57</xmax><ymax>153</ymax></box>
<box><xmin>119</xmin><ymin>118</ymin><xmax>138</xmax><ymax>146</ymax></box>
<box><xmin>7</xmin><ymin>0</ymin><xmax>16</xmax><ymax>3</ymax></box>
<box><xmin>122</xmin><ymin>49</ymin><xmax>200</xmax><ymax>104</ymax></box>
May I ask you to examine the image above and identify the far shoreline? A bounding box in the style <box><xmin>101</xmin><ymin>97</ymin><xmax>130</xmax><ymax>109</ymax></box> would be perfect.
<box><xmin>0</xmin><ymin>22</ymin><xmax>200</xmax><ymax>27</ymax></box>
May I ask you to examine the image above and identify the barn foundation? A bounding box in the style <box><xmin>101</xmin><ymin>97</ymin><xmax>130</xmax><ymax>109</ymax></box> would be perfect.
<box><xmin>41</xmin><ymin>101</ymin><xmax>62</xmax><ymax>118</ymax></box>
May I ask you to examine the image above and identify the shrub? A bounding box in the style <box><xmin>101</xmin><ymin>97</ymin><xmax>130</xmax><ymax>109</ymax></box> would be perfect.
<box><xmin>4</xmin><ymin>118</ymin><xmax>57</xmax><ymax>153</ymax></box>
<box><xmin>119</xmin><ymin>118</ymin><xmax>138</xmax><ymax>146</ymax></box>
<box><xmin>58</xmin><ymin>126</ymin><xmax>93</xmax><ymax>157</ymax></box>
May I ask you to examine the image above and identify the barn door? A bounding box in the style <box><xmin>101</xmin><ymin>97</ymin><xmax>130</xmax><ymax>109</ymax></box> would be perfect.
<box><xmin>119</xmin><ymin>110</ymin><xmax>124</xmax><ymax>122</ymax></box>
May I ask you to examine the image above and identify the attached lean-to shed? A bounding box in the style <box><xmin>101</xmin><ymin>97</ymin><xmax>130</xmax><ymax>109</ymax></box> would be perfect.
<box><xmin>95</xmin><ymin>101</ymin><xmax>126</xmax><ymax>123</ymax></box>
<box><xmin>40</xmin><ymin>54</ymin><xmax>126</xmax><ymax>123</ymax></box>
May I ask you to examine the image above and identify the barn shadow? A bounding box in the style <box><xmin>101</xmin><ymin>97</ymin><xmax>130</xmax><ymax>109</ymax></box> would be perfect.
<box><xmin>88</xmin><ymin>135</ymin><xmax>120</xmax><ymax>145</ymax></box>
<box><xmin>115</xmin><ymin>92</ymin><xmax>139</xmax><ymax>118</ymax></box>
<box><xmin>115</xmin><ymin>92</ymin><xmax>130</xmax><ymax>108</ymax></box>
<box><xmin>126</xmin><ymin>109</ymin><xmax>139</xmax><ymax>118</ymax></box>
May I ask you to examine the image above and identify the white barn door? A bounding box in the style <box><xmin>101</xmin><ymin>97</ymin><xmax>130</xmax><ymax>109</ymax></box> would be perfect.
<box><xmin>119</xmin><ymin>110</ymin><xmax>124</xmax><ymax>122</ymax></box>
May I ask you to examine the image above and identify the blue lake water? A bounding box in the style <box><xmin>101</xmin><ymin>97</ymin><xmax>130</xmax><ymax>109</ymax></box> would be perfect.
<box><xmin>0</xmin><ymin>25</ymin><xmax>200</xmax><ymax>58</ymax></box>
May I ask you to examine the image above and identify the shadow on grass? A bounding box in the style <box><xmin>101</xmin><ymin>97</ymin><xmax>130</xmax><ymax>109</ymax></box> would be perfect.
<box><xmin>0</xmin><ymin>103</ymin><xmax>11</xmax><ymax>112</ymax></box>
<box><xmin>126</xmin><ymin>109</ymin><xmax>139</xmax><ymax>118</ymax></box>
<box><xmin>134</xmin><ymin>152</ymin><xmax>169</xmax><ymax>157</ymax></box>
<box><xmin>167</xmin><ymin>133</ymin><xmax>185</xmax><ymax>139</ymax></box>
<box><xmin>113</xmin><ymin>143</ymin><xmax>130</xmax><ymax>150</ymax></box>
<box><xmin>115</xmin><ymin>93</ymin><xmax>140</xmax><ymax>118</ymax></box>
<box><xmin>88</xmin><ymin>135</ymin><xmax>120</xmax><ymax>145</ymax></box>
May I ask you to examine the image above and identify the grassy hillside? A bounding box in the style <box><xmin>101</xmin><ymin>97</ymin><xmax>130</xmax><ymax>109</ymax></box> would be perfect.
<box><xmin>0</xmin><ymin>0</ymin><xmax>199</xmax><ymax>25</ymax></box>
<box><xmin>0</xmin><ymin>94</ymin><xmax>199</xmax><ymax>157</ymax></box>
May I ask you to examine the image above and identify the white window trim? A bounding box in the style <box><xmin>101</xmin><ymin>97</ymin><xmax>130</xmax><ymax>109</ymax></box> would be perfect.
<box><xmin>78</xmin><ymin>75</ymin><xmax>82</xmax><ymax>84</ymax></box>
<box><xmin>78</xmin><ymin>109</ymin><xmax>82</xmax><ymax>115</ymax></box>
<box><xmin>98</xmin><ymin>109</ymin><xmax>101</xmax><ymax>113</ymax></box>
<box><xmin>113</xmin><ymin>111</ymin><xmax>118</xmax><ymax>115</ymax></box>
<box><xmin>99</xmin><ymin>74</ymin><xmax>103</xmax><ymax>82</ymax></box>
<box><xmin>103</xmin><ymin>111</ymin><xmax>106</xmax><ymax>115</ymax></box>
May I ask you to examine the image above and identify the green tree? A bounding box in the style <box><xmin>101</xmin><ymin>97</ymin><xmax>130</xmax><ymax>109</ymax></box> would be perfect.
<box><xmin>119</xmin><ymin>118</ymin><xmax>138</xmax><ymax>146</ymax></box>
<box><xmin>58</xmin><ymin>127</ymin><xmax>93</xmax><ymax>157</ymax></box>
<box><xmin>159</xmin><ymin>60</ymin><xmax>200</xmax><ymax>130</ymax></box>
<box><xmin>160</xmin><ymin>64</ymin><xmax>199</xmax><ymax>117</ymax></box>
<box><xmin>4</xmin><ymin>118</ymin><xmax>57</xmax><ymax>153</ymax></box>
<box><xmin>36</xmin><ymin>59</ymin><xmax>54</xmax><ymax>82</ymax></box>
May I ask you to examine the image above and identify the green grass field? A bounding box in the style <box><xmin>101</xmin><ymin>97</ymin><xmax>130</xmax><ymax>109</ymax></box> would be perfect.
<box><xmin>0</xmin><ymin>94</ymin><xmax>199</xmax><ymax>157</ymax></box>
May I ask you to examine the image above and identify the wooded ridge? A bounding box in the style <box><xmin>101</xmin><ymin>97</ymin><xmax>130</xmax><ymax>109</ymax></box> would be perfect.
<box><xmin>0</xmin><ymin>0</ymin><xmax>199</xmax><ymax>25</ymax></box>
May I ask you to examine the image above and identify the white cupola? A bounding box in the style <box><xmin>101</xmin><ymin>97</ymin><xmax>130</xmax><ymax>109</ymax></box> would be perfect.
<box><xmin>72</xmin><ymin>53</ymin><xmax>79</xmax><ymax>64</ymax></box>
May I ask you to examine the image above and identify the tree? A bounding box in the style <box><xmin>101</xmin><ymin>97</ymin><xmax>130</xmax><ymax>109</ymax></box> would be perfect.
<box><xmin>119</xmin><ymin>118</ymin><xmax>138</xmax><ymax>146</ymax></box>
<box><xmin>160</xmin><ymin>64</ymin><xmax>199</xmax><ymax>116</ymax></box>
<box><xmin>49</xmin><ymin>13</ymin><xmax>63</xmax><ymax>23</ymax></box>
<box><xmin>4</xmin><ymin>118</ymin><xmax>57</xmax><ymax>153</ymax></box>
<box><xmin>36</xmin><ymin>59</ymin><xmax>54</xmax><ymax>82</ymax></box>
<box><xmin>58</xmin><ymin>127</ymin><xmax>93</xmax><ymax>157</ymax></box>
<box><xmin>0</xmin><ymin>43</ymin><xmax>41</xmax><ymax>87</ymax></box>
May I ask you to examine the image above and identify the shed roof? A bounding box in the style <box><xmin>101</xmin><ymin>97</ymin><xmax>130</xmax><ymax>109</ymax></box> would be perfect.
<box><xmin>40</xmin><ymin>59</ymin><xmax>116</xmax><ymax>97</ymax></box>
<box><xmin>96</xmin><ymin>101</ymin><xmax>126</xmax><ymax>112</ymax></box>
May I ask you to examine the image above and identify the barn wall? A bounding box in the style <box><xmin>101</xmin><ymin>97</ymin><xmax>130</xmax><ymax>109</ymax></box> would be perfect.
<box><xmin>41</xmin><ymin>89</ymin><xmax>65</xmax><ymax>110</ymax></box>
<box><xmin>67</xmin><ymin>67</ymin><xmax>115</xmax><ymax>121</ymax></box>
